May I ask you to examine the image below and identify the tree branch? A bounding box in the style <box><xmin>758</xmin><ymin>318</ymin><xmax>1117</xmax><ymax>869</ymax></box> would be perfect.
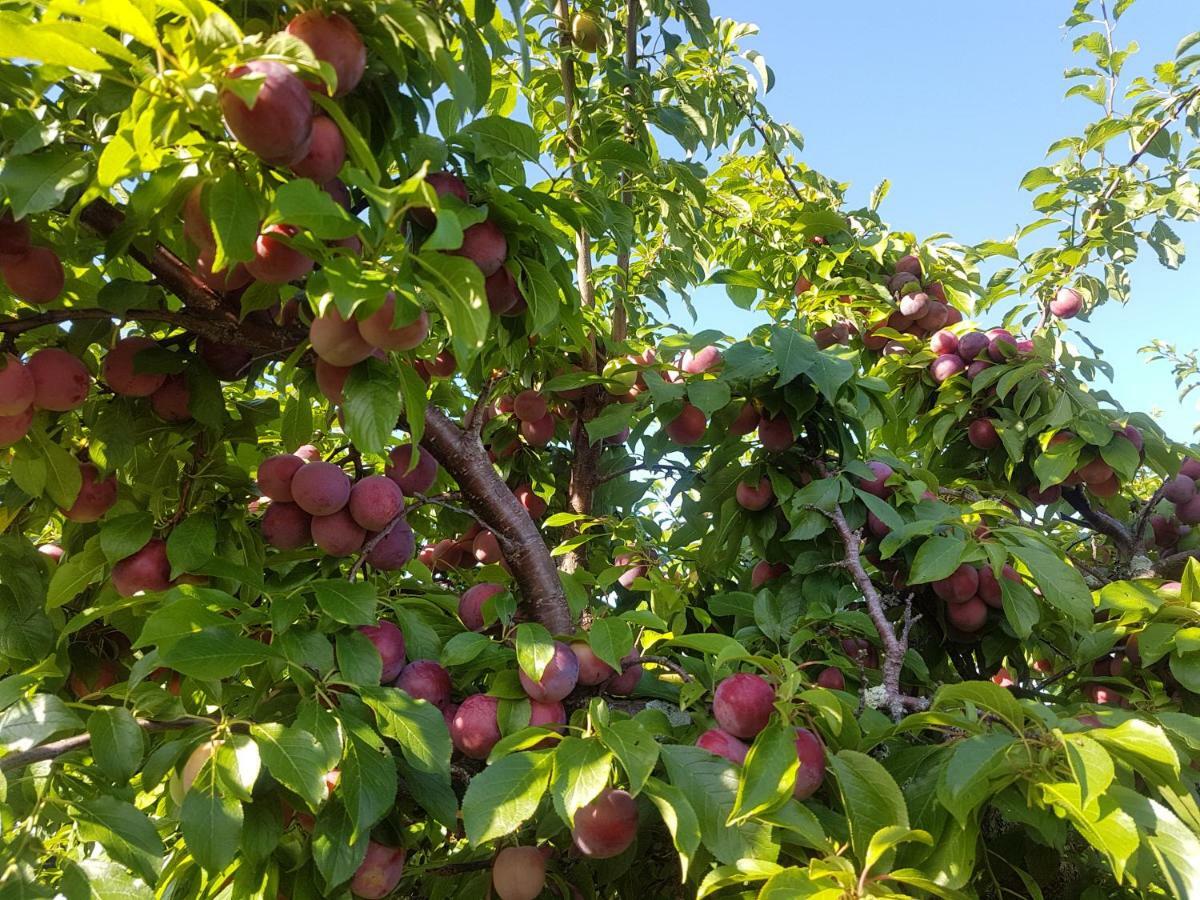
<box><xmin>826</xmin><ymin>506</ymin><xmax>929</xmax><ymax>719</ymax></box>
<box><xmin>0</xmin><ymin>716</ymin><xmax>216</xmax><ymax>773</ymax></box>
<box><xmin>1060</xmin><ymin>486</ymin><xmax>1134</xmax><ymax>557</ymax></box>
<box><xmin>621</xmin><ymin>654</ymin><xmax>691</xmax><ymax>682</ymax></box>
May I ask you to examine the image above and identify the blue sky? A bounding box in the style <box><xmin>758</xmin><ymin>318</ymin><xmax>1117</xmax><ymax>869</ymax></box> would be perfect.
<box><xmin>682</xmin><ymin>1</ymin><xmax>1200</xmax><ymax>441</ymax></box>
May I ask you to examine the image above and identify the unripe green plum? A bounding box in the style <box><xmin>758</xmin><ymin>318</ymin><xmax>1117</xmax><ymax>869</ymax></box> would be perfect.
<box><xmin>571</xmin><ymin>788</ymin><xmax>637</xmax><ymax>858</ymax></box>
<box><xmin>286</xmin><ymin>10</ymin><xmax>366</xmax><ymax>97</ymax></box>
<box><xmin>63</xmin><ymin>462</ymin><xmax>117</xmax><ymax>522</ymax></box>
<box><xmin>219</xmin><ymin>60</ymin><xmax>313</xmax><ymax>166</ymax></box>
<box><xmin>312</xmin><ymin>508</ymin><xmax>366</xmax><ymax>556</ymax></box>
<box><xmin>518</xmin><ymin>641</ymin><xmax>579</xmax><ymax>703</ymax></box>
<box><xmin>348</xmin><ymin>475</ymin><xmax>404</xmax><ymax>531</ymax></box>
<box><xmin>571</xmin><ymin>11</ymin><xmax>604</xmax><ymax>52</ymax></box>
<box><xmin>450</xmin><ymin>693</ymin><xmax>501</xmax><ymax>759</ymax></box>
<box><xmin>309</xmin><ymin>308</ymin><xmax>374</xmax><ymax>366</ymax></box>
<box><xmin>1</xmin><ymin>245</ymin><xmax>64</xmax><ymax>304</ymax></box>
<box><xmin>102</xmin><ymin>337</ymin><xmax>166</xmax><ymax>397</ymax></box>
<box><xmin>111</xmin><ymin>538</ymin><xmax>171</xmax><ymax>596</ymax></box>
<box><xmin>261</xmin><ymin>501</ymin><xmax>311</xmax><ymax>550</ymax></box>
<box><xmin>290</xmin><ymin>461</ymin><xmax>351</xmax><ymax>515</ymax></box>
<box><xmin>169</xmin><ymin>740</ymin><xmax>222</xmax><ymax>805</ymax></box>
<box><xmin>492</xmin><ymin>846</ymin><xmax>546</xmax><ymax>900</ymax></box>
<box><xmin>359</xmin><ymin>620</ymin><xmax>406</xmax><ymax>682</ymax></box>
<box><xmin>290</xmin><ymin>116</ymin><xmax>346</xmax><ymax>182</ymax></box>
<box><xmin>257</xmin><ymin>454</ymin><xmax>305</xmax><ymax>502</ymax></box>
<box><xmin>358</xmin><ymin>296</ymin><xmax>429</xmax><ymax>351</ymax></box>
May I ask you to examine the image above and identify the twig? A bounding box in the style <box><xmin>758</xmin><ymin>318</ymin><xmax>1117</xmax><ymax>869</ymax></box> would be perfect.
<box><xmin>620</xmin><ymin>654</ymin><xmax>691</xmax><ymax>682</ymax></box>
<box><xmin>595</xmin><ymin>461</ymin><xmax>697</xmax><ymax>485</ymax></box>
<box><xmin>826</xmin><ymin>505</ymin><xmax>928</xmax><ymax>719</ymax></box>
<box><xmin>347</xmin><ymin>511</ymin><xmax>408</xmax><ymax>580</ymax></box>
<box><xmin>1060</xmin><ymin>486</ymin><xmax>1134</xmax><ymax>558</ymax></box>
<box><xmin>0</xmin><ymin>716</ymin><xmax>216</xmax><ymax>772</ymax></box>
<box><xmin>465</xmin><ymin>375</ymin><xmax>498</xmax><ymax>438</ymax></box>
<box><xmin>1132</xmin><ymin>483</ymin><xmax>1167</xmax><ymax>552</ymax></box>
<box><xmin>729</xmin><ymin>93</ymin><xmax>805</xmax><ymax>205</ymax></box>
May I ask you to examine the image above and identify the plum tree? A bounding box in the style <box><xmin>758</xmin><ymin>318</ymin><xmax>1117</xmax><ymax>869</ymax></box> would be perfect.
<box><xmin>348</xmin><ymin>475</ymin><xmax>404</xmax><ymax>531</ymax></box>
<box><xmin>101</xmin><ymin>337</ymin><xmax>166</xmax><ymax>397</ymax></box>
<box><xmin>290</xmin><ymin>461</ymin><xmax>352</xmax><ymax>515</ymax></box>
<box><xmin>450</xmin><ymin>693</ymin><xmax>501</xmax><ymax>759</ymax></box>
<box><xmin>518</xmin><ymin>641</ymin><xmax>579</xmax><ymax>702</ymax></box>
<box><xmin>492</xmin><ymin>845</ymin><xmax>547</xmax><ymax>900</ymax></box>
<box><xmin>359</xmin><ymin>621</ymin><xmax>406</xmax><ymax>683</ymax></box>
<box><xmin>712</xmin><ymin>673</ymin><xmax>775</xmax><ymax>739</ymax></box>
<box><xmin>9</xmin><ymin>4</ymin><xmax>1200</xmax><ymax>898</ymax></box>
<box><xmin>219</xmin><ymin>60</ymin><xmax>313</xmax><ymax>166</ymax></box>
<box><xmin>571</xmin><ymin>788</ymin><xmax>638</xmax><ymax>859</ymax></box>
<box><xmin>395</xmin><ymin>659</ymin><xmax>452</xmax><ymax>707</ymax></box>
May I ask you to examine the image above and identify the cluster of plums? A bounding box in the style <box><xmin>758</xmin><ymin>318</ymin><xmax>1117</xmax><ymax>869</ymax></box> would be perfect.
<box><xmin>694</xmin><ymin>672</ymin><xmax>827</xmax><ymax>799</ymax></box>
<box><xmin>1023</xmin><ymin>425</ymin><xmax>1143</xmax><ymax>505</ymax></box>
<box><xmin>254</xmin><ymin>443</ymin><xmax>433</xmax><ymax>569</ymax></box>
<box><xmin>859</xmin><ymin>254</ymin><xmax>962</xmax><ymax>351</ymax></box>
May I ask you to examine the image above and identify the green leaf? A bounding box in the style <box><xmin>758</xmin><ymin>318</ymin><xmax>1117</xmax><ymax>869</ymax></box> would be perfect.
<box><xmin>180</xmin><ymin>760</ymin><xmax>243</xmax><ymax>873</ymax></box>
<box><xmin>936</xmin><ymin>732</ymin><xmax>1016</xmax><ymax>825</ymax></box>
<box><xmin>0</xmin><ymin>146</ymin><xmax>91</xmax><ymax>216</ymax></box>
<box><xmin>660</xmin><ymin>746</ymin><xmax>777</xmax><ymax>865</ymax></box>
<box><xmin>1007</xmin><ymin>538</ymin><xmax>1092</xmax><ymax>625</ymax></box>
<box><xmin>166</xmin><ymin>514</ymin><xmax>217</xmax><ymax>577</ymax></box>
<box><xmin>159</xmin><ymin>627</ymin><xmax>275</xmax><ymax>679</ymax></box>
<box><xmin>47</xmin><ymin>538</ymin><xmax>107</xmax><ymax>608</ymax></box>
<box><xmin>551</xmin><ymin>737</ymin><xmax>613</xmax><ymax>825</ymax></box>
<box><xmin>688</xmin><ymin>380</ymin><xmax>733</xmax><ymax>416</ymax></box>
<box><xmin>757</xmin><ymin>868</ymin><xmax>823</xmax><ymax>898</ymax></box>
<box><xmin>908</xmin><ymin>535</ymin><xmax>966</xmax><ymax>585</ymax></box>
<box><xmin>271</xmin><ymin>178</ymin><xmax>356</xmax><ymax>239</ymax></box>
<box><xmin>35</xmin><ymin>435</ymin><xmax>83</xmax><ymax>511</ymax></box>
<box><xmin>1062</xmin><ymin>733</ymin><xmax>1115</xmax><ymax>812</ymax></box>
<box><xmin>643</xmin><ymin>776</ymin><xmax>702</xmax><ymax>882</ymax></box>
<box><xmin>589</xmin><ymin>618</ymin><xmax>634</xmax><ymax>672</ymax></box>
<box><xmin>595</xmin><ymin>716</ymin><xmax>658</xmax><ymax>796</ymax></box>
<box><xmin>311</xmin><ymin>802</ymin><xmax>367</xmax><ymax>888</ymax></box>
<box><xmin>311</xmin><ymin>580</ymin><xmax>377</xmax><ymax>626</ymax></box>
<box><xmin>99</xmin><ymin>512</ymin><xmax>154</xmax><ymax>564</ymax></box>
<box><xmin>1088</xmin><ymin>718</ymin><xmax>1179</xmax><ymax>779</ymax></box>
<box><xmin>1000</xmin><ymin>577</ymin><xmax>1040</xmax><ymax>638</ymax></box>
<box><xmin>863</xmin><ymin>826</ymin><xmax>932</xmax><ymax>875</ymax></box>
<box><xmin>932</xmin><ymin>682</ymin><xmax>1026</xmax><ymax>731</ymax></box>
<box><xmin>729</xmin><ymin>724</ymin><xmax>799</xmax><ymax>824</ymax></box>
<box><xmin>829</xmin><ymin>750</ymin><xmax>908</xmax><ymax>867</ymax></box>
<box><xmin>76</xmin><ymin>796</ymin><xmax>164</xmax><ymax>885</ymax></box>
<box><xmin>1039</xmin><ymin>781</ymin><xmax>1138</xmax><ymax>881</ymax></box>
<box><xmin>133</xmin><ymin>586</ymin><xmax>234</xmax><ymax>650</ymax></box>
<box><xmin>336</xmin><ymin>630</ymin><xmax>384</xmax><ymax>685</ymax></box>
<box><xmin>0</xmin><ymin>694</ymin><xmax>83</xmax><ymax>753</ymax></box>
<box><xmin>457</xmin><ymin>115</ymin><xmax>540</xmax><ymax>161</ymax></box>
<box><xmin>515</xmin><ymin>622</ymin><xmax>555</xmax><ymax>683</ymax></box>
<box><xmin>360</xmin><ymin>686</ymin><xmax>452</xmax><ymax>780</ymax></box>
<box><xmin>343</xmin><ymin>358</ymin><xmax>402</xmax><ymax>456</ymax></box>
<box><xmin>252</xmin><ymin>724</ymin><xmax>328</xmax><ymax>811</ymax></box>
<box><xmin>208</xmin><ymin>170</ymin><xmax>259</xmax><ymax>270</ymax></box>
<box><xmin>339</xmin><ymin>714</ymin><xmax>397</xmax><ymax>840</ymax></box>
<box><xmin>415</xmin><ymin>252</ymin><xmax>489</xmax><ymax>362</ymax></box>
<box><xmin>87</xmin><ymin>707</ymin><xmax>144</xmax><ymax>783</ymax></box>
<box><xmin>461</xmin><ymin>750</ymin><xmax>552</xmax><ymax>844</ymax></box>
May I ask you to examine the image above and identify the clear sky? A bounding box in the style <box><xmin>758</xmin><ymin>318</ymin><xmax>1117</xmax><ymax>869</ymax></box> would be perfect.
<box><xmin>681</xmin><ymin>0</ymin><xmax>1200</xmax><ymax>442</ymax></box>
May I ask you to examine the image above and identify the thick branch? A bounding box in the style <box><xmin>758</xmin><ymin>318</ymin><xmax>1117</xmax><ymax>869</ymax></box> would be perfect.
<box><xmin>0</xmin><ymin>717</ymin><xmax>215</xmax><ymax>772</ymax></box>
<box><xmin>421</xmin><ymin>408</ymin><xmax>572</xmax><ymax>633</ymax></box>
<box><xmin>1061</xmin><ymin>486</ymin><xmax>1134</xmax><ymax>557</ymax></box>
<box><xmin>827</xmin><ymin>506</ymin><xmax>928</xmax><ymax>719</ymax></box>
